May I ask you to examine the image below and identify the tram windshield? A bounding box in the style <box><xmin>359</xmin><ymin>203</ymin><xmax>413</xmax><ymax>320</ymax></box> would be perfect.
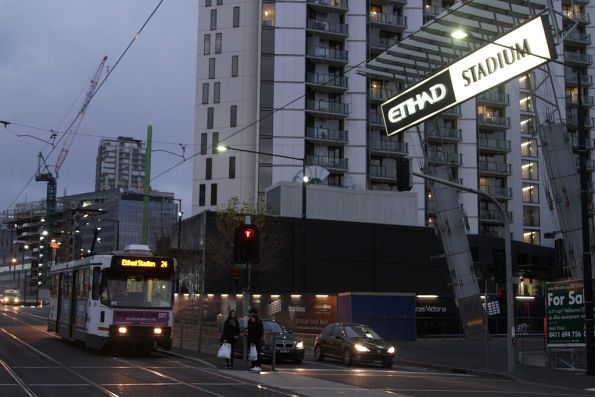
<box><xmin>101</xmin><ymin>272</ymin><xmax>173</xmax><ymax>308</ymax></box>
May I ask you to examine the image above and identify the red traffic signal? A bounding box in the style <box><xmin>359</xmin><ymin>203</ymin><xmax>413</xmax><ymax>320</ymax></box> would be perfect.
<box><xmin>234</xmin><ymin>224</ymin><xmax>259</xmax><ymax>263</ymax></box>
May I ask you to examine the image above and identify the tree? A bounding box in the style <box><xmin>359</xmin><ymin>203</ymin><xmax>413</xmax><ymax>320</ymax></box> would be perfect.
<box><xmin>205</xmin><ymin>196</ymin><xmax>284</xmax><ymax>291</ymax></box>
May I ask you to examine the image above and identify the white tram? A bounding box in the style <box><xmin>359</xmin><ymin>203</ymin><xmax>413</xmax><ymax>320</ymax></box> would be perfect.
<box><xmin>48</xmin><ymin>245</ymin><xmax>175</xmax><ymax>351</ymax></box>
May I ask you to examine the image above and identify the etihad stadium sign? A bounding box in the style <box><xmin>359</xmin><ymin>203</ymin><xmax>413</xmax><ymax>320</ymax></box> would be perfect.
<box><xmin>381</xmin><ymin>15</ymin><xmax>556</xmax><ymax>136</ymax></box>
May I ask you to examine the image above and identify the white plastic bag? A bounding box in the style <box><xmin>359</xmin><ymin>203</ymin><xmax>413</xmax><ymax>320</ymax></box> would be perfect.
<box><xmin>218</xmin><ymin>342</ymin><xmax>231</xmax><ymax>359</ymax></box>
<box><xmin>249</xmin><ymin>343</ymin><xmax>258</xmax><ymax>361</ymax></box>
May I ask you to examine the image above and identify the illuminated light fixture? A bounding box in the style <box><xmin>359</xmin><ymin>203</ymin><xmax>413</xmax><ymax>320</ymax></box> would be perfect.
<box><xmin>236</xmin><ymin>294</ymin><xmax>243</xmax><ymax>297</ymax></box>
<box><xmin>253</xmin><ymin>294</ymin><xmax>262</xmax><ymax>298</ymax></box>
<box><xmin>519</xmin><ymin>76</ymin><xmax>527</xmax><ymax>82</ymax></box>
<box><xmin>174</xmin><ymin>293</ymin><xmax>179</xmax><ymax>297</ymax></box>
<box><xmin>519</xmin><ymin>97</ymin><xmax>530</xmax><ymax>103</ymax></box>
<box><xmin>521</xmin><ymin>141</ymin><xmax>530</xmax><ymax>146</ymax></box>
<box><xmin>296</xmin><ymin>341</ymin><xmax>304</xmax><ymax>349</ymax></box>
<box><xmin>521</xmin><ymin>163</ymin><xmax>532</xmax><ymax>168</ymax></box>
<box><xmin>522</xmin><ymin>186</ymin><xmax>533</xmax><ymax>191</ymax></box>
<box><xmin>354</xmin><ymin>343</ymin><xmax>370</xmax><ymax>352</ymax></box>
<box><xmin>183</xmin><ymin>293</ymin><xmax>190</xmax><ymax>297</ymax></box>
<box><xmin>417</xmin><ymin>294</ymin><xmax>439</xmax><ymax>299</ymax></box>
<box><xmin>41</xmin><ymin>218</ymin><xmax>45</xmax><ymax>222</ymax></box>
<box><xmin>271</xmin><ymin>294</ymin><xmax>280</xmax><ymax>299</ymax></box>
<box><xmin>221</xmin><ymin>294</ymin><xmax>228</xmax><ymax>298</ymax></box>
<box><xmin>207</xmin><ymin>294</ymin><xmax>214</xmax><ymax>297</ymax></box>
<box><xmin>264</xmin><ymin>10</ymin><xmax>269</xmax><ymax>16</ymax></box>
<box><xmin>154</xmin><ymin>327</ymin><xmax>163</xmax><ymax>335</ymax></box>
<box><xmin>315</xmin><ymin>294</ymin><xmax>329</xmax><ymax>298</ymax></box>
<box><xmin>451</xmin><ymin>29</ymin><xmax>468</xmax><ymax>39</ymax></box>
<box><xmin>41</xmin><ymin>230</ymin><xmax>48</xmax><ymax>236</ymax></box>
<box><xmin>515</xmin><ymin>296</ymin><xmax>535</xmax><ymax>300</ymax></box>
<box><xmin>480</xmin><ymin>295</ymin><xmax>486</xmax><ymax>299</ymax></box>
<box><xmin>118</xmin><ymin>326</ymin><xmax>127</xmax><ymax>334</ymax></box>
<box><xmin>217</xmin><ymin>145</ymin><xmax>229</xmax><ymax>152</ymax></box>
<box><xmin>387</xmin><ymin>346</ymin><xmax>396</xmax><ymax>354</ymax></box>
<box><xmin>291</xmin><ymin>294</ymin><xmax>301</xmax><ymax>298</ymax></box>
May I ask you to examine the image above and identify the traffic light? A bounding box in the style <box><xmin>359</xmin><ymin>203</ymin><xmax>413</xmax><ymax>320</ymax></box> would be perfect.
<box><xmin>396</xmin><ymin>157</ymin><xmax>412</xmax><ymax>191</ymax></box>
<box><xmin>233</xmin><ymin>224</ymin><xmax>259</xmax><ymax>263</ymax></box>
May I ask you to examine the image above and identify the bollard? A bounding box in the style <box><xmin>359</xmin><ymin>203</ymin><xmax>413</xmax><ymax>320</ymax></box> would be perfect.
<box><xmin>271</xmin><ymin>334</ymin><xmax>276</xmax><ymax>371</ymax></box>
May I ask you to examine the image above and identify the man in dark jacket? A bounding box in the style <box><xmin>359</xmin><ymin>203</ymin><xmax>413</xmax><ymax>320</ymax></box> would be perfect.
<box><xmin>246</xmin><ymin>308</ymin><xmax>264</xmax><ymax>371</ymax></box>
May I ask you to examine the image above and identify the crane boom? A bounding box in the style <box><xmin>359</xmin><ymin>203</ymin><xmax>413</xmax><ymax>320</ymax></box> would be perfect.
<box><xmin>54</xmin><ymin>55</ymin><xmax>108</xmax><ymax>177</ymax></box>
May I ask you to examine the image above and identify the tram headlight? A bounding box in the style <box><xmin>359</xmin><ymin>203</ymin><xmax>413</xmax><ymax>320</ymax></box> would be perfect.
<box><xmin>118</xmin><ymin>326</ymin><xmax>127</xmax><ymax>334</ymax></box>
<box><xmin>154</xmin><ymin>327</ymin><xmax>162</xmax><ymax>335</ymax></box>
<box><xmin>3</xmin><ymin>297</ymin><xmax>8</xmax><ymax>303</ymax></box>
<box><xmin>13</xmin><ymin>298</ymin><xmax>18</xmax><ymax>303</ymax></box>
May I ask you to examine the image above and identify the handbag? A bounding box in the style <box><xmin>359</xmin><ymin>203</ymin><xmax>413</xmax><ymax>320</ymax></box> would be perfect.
<box><xmin>249</xmin><ymin>343</ymin><xmax>258</xmax><ymax>361</ymax></box>
<box><xmin>218</xmin><ymin>342</ymin><xmax>231</xmax><ymax>359</ymax></box>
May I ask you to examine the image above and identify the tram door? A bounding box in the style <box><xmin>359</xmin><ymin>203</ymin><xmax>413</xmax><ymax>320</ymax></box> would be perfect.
<box><xmin>50</xmin><ymin>273</ymin><xmax>62</xmax><ymax>333</ymax></box>
<box><xmin>58</xmin><ymin>271</ymin><xmax>74</xmax><ymax>339</ymax></box>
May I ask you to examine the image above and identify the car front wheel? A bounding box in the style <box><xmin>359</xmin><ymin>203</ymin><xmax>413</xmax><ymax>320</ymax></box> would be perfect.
<box><xmin>343</xmin><ymin>349</ymin><xmax>353</xmax><ymax>366</ymax></box>
<box><xmin>314</xmin><ymin>345</ymin><xmax>324</xmax><ymax>361</ymax></box>
<box><xmin>382</xmin><ymin>360</ymin><xmax>393</xmax><ymax>369</ymax></box>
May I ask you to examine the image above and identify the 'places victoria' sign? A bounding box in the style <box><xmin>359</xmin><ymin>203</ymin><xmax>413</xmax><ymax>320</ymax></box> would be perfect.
<box><xmin>380</xmin><ymin>16</ymin><xmax>556</xmax><ymax>136</ymax></box>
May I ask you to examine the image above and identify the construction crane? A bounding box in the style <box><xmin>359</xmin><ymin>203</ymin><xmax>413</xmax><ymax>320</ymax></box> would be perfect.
<box><xmin>35</xmin><ymin>56</ymin><xmax>108</xmax><ymax>282</ymax></box>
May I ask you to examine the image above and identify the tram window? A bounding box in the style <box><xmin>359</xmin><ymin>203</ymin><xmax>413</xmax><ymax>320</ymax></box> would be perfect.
<box><xmin>92</xmin><ymin>268</ymin><xmax>101</xmax><ymax>300</ymax></box>
<box><xmin>105</xmin><ymin>273</ymin><xmax>174</xmax><ymax>308</ymax></box>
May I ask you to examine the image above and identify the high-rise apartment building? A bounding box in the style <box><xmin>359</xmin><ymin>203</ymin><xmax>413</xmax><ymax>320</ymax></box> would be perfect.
<box><xmin>96</xmin><ymin>136</ymin><xmax>146</xmax><ymax>192</ymax></box>
<box><xmin>193</xmin><ymin>0</ymin><xmax>594</xmax><ymax>248</ymax></box>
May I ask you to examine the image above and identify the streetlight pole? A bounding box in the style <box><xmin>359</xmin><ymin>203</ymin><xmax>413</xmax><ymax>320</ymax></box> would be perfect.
<box><xmin>413</xmin><ymin>171</ymin><xmax>515</xmax><ymax>374</ymax></box>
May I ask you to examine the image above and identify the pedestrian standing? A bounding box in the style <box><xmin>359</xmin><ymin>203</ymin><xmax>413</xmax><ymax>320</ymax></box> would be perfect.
<box><xmin>246</xmin><ymin>308</ymin><xmax>264</xmax><ymax>371</ymax></box>
<box><xmin>220</xmin><ymin>310</ymin><xmax>240</xmax><ymax>368</ymax></box>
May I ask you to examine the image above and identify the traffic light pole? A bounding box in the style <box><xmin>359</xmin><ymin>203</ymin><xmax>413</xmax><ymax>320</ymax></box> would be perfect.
<box><xmin>413</xmin><ymin>171</ymin><xmax>515</xmax><ymax>373</ymax></box>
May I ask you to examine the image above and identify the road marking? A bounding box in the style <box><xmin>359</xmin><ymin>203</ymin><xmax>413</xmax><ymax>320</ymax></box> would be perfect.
<box><xmin>386</xmin><ymin>389</ymin><xmax>586</xmax><ymax>396</ymax></box>
<box><xmin>156</xmin><ymin>349</ymin><xmax>217</xmax><ymax>368</ymax></box>
<box><xmin>29</xmin><ymin>384</ymin><xmax>90</xmax><ymax>387</ymax></box>
<box><xmin>101</xmin><ymin>383</ymin><xmax>179</xmax><ymax>386</ymax></box>
<box><xmin>0</xmin><ymin>358</ymin><xmax>38</xmax><ymax>397</ymax></box>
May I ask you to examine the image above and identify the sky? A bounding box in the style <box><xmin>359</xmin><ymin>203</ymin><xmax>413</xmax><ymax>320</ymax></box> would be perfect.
<box><xmin>0</xmin><ymin>0</ymin><xmax>198</xmax><ymax>217</ymax></box>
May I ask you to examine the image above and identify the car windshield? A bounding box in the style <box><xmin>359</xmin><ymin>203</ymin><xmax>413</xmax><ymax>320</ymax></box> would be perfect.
<box><xmin>344</xmin><ymin>325</ymin><xmax>382</xmax><ymax>340</ymax></box>
<box><xmin>264</xmin><ymin>321</ymin><xmax>285</xmax><ymax>333</ymax></box>
<box><xmin>101</xmin><ymin>272</ymin><xmax>173</xmax><ymax>308</ymax></box>
<box><xmin>4</xmin><ymin>291</ymin><xmax>18</xmax><ymax>298</ymax></box>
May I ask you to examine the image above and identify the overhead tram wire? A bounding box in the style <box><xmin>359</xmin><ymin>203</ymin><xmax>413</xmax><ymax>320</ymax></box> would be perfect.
<box><xmin>151</xmin><ymin>52</ymin><xmax>381</xmax><ymax>182</ymax></box>
<box><xmin>2</xmin><ymin>0</ymin><xmax>166</xmax><ymax>211</ymax></box>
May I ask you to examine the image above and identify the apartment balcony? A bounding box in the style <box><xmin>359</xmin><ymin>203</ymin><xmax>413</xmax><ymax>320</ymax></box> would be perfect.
<box><xmin>480</xmin><ymin>209</ymin><xmax>513</xmax><ymax>223</ymax></box>
<box><xmin>423</xmin><ymin>5</ymin><xmax>445</xmax><ymax>23</ymax></box>
<box><xmin>306</xmin><ymin>154</ymin><xmax>348</xmax><ymax>172</ymax></box>
<box><xmin>306</xmin><ymin>46</ymin><xmax>349</xmax><ymax>65</ymax></box>
<box><xmin>478</xmin><ymin>137</ymin><xmax>511</xmax><ymax>153</ymax></box>
<box><xmin>369</xmin><ymin>165</ymin><xmax>396</xmax><ymax>181</ymax></box>
<box><xmin>477</xmin><ymin>91</ymin><xmax>510</xmax><ymax>107</ymax></box>
<box><xmin>369</xmin><ymin>86</ymin><xmax>395</xmax><ymax>102</ymax></box>
<box><xmin>306</xmin><ymin>0</ymin><xmax>348</xmax><ymax>13</ymax></box>
<box><xmin>305</xmin><ymin>73</ymin><xmax>348</xmax><ymax>93</ymax></box>
<box><xmin>479</xmin><ymin>185</ymin><xmax>513</xmax><ymax>200</ymax></box>
<box><xmin>305</xmin><ymin>99</ymin><xmax>349</xmax><ymax>118</ymax></box>
<box><xmin>564</xmin><ymin>12</ymin><xmax>590</xmax><ymax>25</ymax></box>
<box><xmin>306</xmin><ymin>19</ymin><xmax>349</xmax><ymax>39</ymax></box>
<box><xmin>563</xmin><ymin>52</ymin><xmax>593</xmax><ymax>67</ymax></box>
<box><xmin>369</xmin><ymin>12</ymin><xmax>407</xmax><ymax>32</ymax></box>
<box><xmin>567</xmin><ymin>116</ymin><xmax>595</xmax><ymax>130</ymax></box>
<box><xmin>440</xmin><ymin>105</ymin><xmax>461</xmax><ymax>118</ymax></box>
<box><xmin>368</xmin><ymin>110</ymin><xmax>385</xmax><ymax>127</ymax></box>
<box><xmin>305</xmin><ymin>126</ymin><xmax>348</xmax><ymax>145</ymax></box>
<box><xmin>426</xmin><ymin>152</ymin><xmax>463</xmax><ymax>166</ymax></box>
<box><xmin>570</xmin><ymin>134</ymin><xmax>595</xmax><ymax>150</ymax></box>
<box><xmin>564</xmin><ymin>70</ymin><xmax>592</xmax><ymax>87</ymax></box>
<box><xmin>368</xmin><ymin>35</ymin><xmax>399</xmax><ymax>54</ymax></box>
<box><xmin>425</xmin><ymin>126</ymin><xmax>462</xmax><ymax>142</ymax></box>
<box><xmin>577</xmin><ymin>159</ymin><xmax>595</xmax><ymax>171</ymax></box>
<box><xmin>369</xmin><ymin>139</ymin><xmax>408</xmax><ymax>157</ymax></box>
<box><xmin>565</xmin><ymin>31</ymin><xmax>591</xmax><ymax>46</ymax></box>
<box><xmin>372</xmin><ymin>0</ymin><xmax>408</xmax><ymax>5</ymax></box>
<box><xmin>477</xmin><ymin>114</ymin><xmax>510</xmax><ymax>130</ymax></box>
<box><xmin>478</xmin><ymin>161</ymin><xmax>512</xmax><ymax>176</ymax></box>
<box><xmin>566</xmin><ymin>94</ymin><xmax>595</xmax><ymax>107</ymax></box>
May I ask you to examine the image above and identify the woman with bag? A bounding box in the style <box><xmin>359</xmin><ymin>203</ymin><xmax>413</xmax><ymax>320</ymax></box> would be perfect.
<box><xmin>220</xmin><ymin>310</ymin><xmax>240</xmax><ymax>368</ymax></box>
<box><xmin>246</xmin><ymin>308</ymin><xmax>264</xmax><ymax>372</ymax></box>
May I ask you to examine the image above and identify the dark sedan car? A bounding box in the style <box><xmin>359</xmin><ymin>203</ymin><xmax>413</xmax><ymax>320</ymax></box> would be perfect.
<box><xmin>236</xmin><ymin>319</ymin><xmax>305</xmax><ymax>364</ymax></box>
<box><xmin>314</xmin><ymin>323</ymin><xmax>396</xmax><ymax>368</ymax></box>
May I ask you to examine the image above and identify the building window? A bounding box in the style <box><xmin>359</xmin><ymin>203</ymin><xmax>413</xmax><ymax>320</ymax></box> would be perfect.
<box><xmin>214</xmin><ymin>82</ymin><xmax>221</xmax><ymax>103</ymax></box>
<box><xmin>521</xmin><ymin>138</ymin><xmax>537</xmax><ymax>157</ymax></box>
<box><xmin>212</xmin><ymin>132</ymin><xmax>219</xmax><ymax>154</ymax></box>
<box><xmin>205</xmin><ymin>0</ymin><xmax>211</xmax><ymax>6</ymax></box>
<box><xmin>202</xmin><ymin>83</ymin><xmax>209</xmax><ymax>104</ymax></box>
<box><xmin>215</xmin><ymin>33</ymin><xmax>222</xmax><ymax>54</ymax></box>
<box><xmin>199</xmin><ymin>184</ymin><xmax>206</xmax><ymax>206</ymax></box>
<box><xmin>233</xmin><ymin>7</ymin><xmax>240</xmax><ymax>27</ymax></box>
<box><xmin>200</xmin><ymin>133</ymin><xmax>208</xmax><ymax>154</ymax></box>
<box><xmin>262</xmin><ymin>4</ymin><xmax>275</xmax><ymax>26</ymax></box>
<box><xmin>204</xmin><ymin>34</ymin><xmax>211</xmax><ymax>55</ymax></box>
<box><xmin>523</xmin><ymin>206</ymin><xmax>540</xmax><ymax>226</ymax></box>
<box><xmin>209</xmin><ymin>58</ymin><xmax>215</xmax><ymax>79</ymax></box>
<box><xmin>231</xmin><ymin>55</ymin><xmax>238</xmax><ymax>77</ymax></box>
<box><xmin>230</xmin><ymin>105</ymin><xmax>237</xmax><ymax>127</ymax></box>
<box><xmin>523</xmin><ymin>230</ymin><xmax>540</xmax><ymax>245</ymax></box>
<box><xmin>207</xmin><ymin>107</ymin><xmax>214</xmax><ymax>129</ymax></box>
<box><xmin>217</xmin><ymin>0</ymin><xmax>222</xmax><ymax>4</ymax></box>
<box><xmin>211</xmin><ymin>184</ymin><xmax>218</xmax><ymax>206</ymax></box>
<box><xmin>210</xmin><ymin>9</ymin><xmax>217</xmax><ymax>30</ymax></box>
<box><xmin>206</xmin><ymin>158</ymin><xmax>212</xmax><ymax>180</ymax></box>
<box><xmin>521</xmin><ymin>160</ymin><xmax>538</xmax><ymax>180</ymax></box>
<box><xmin>229</xmin><ymin>156</ymin><xmax>236</xmax><ymax>178</ymax></box>
<box><xmin>522</xmin><ymin>183</ymin><xmax>539</xmax><ymax>203</ymax></box>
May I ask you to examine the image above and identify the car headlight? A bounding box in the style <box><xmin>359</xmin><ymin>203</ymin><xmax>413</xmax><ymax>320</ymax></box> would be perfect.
<box><xmin>387</xmin><ymin>346</ymin><xmax>396</xmax><ymax>354</ymax></box>
<box><xmin>14</xmin><ymin>298</ymin><xmax>19</xmax><ymax>303</ymax></box>
<box><xmin>296</xmin><ymin>341</ymin><xmax>304</xmax><ymax>349</ymax></box>
<box><xmin>354</xmin><ymin>343</ymin><xmax>370</xmax><ymax>352</ymax></box>
<box><xmin>3</xmin><ymin>297</ymin><xmax>8</xmax><ymax>303</ymax></box>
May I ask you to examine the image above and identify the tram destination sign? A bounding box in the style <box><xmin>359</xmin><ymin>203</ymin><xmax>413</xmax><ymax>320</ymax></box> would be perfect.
<box><xmin>111</xmin><ymin>256</ymin><xmax>173</xmax><ymax>270</ymax></box>
<box><xmin>380</xmin><ymin>15</ymin><xmax>556</xmax><ymax>136</ymax></box>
